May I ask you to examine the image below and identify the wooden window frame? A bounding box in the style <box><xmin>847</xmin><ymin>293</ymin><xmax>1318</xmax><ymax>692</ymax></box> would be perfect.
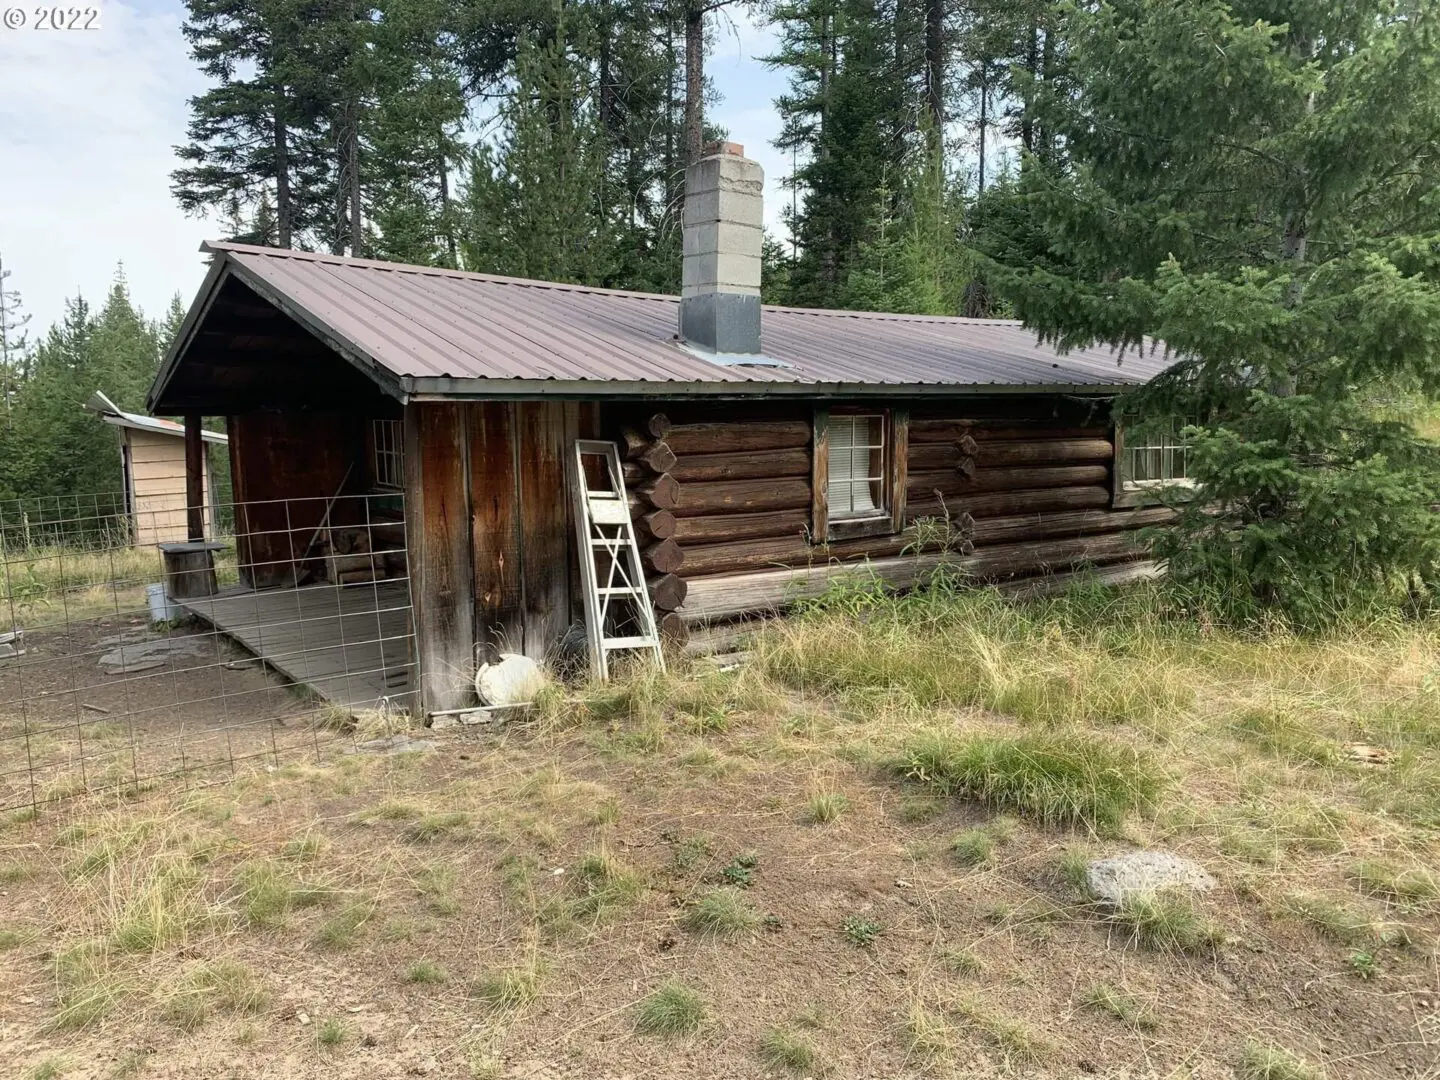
<box><xmin>371</xmin><ymin>417</ymin><xmax>405</xmax><ymax>491</ymax></box>
<box><xmin>812</xmin><ymin>407</ymin><xmax>908</xmax><ymax>543</ymax></box>
<box><xmin>1112</xmin><ymin>419</ymin><xmax>1197</xmax><ymax>508</ymax></box>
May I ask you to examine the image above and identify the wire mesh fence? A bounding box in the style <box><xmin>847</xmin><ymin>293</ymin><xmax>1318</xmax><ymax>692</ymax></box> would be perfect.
<box><xmin>0</xmin><ymin>490</ymin><xmax>414</xmax><ymax>812</ymax></box>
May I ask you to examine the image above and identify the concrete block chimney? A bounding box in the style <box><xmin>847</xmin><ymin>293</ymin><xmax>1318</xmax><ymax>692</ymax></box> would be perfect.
<box><xmin>680</xmin><ymin>141</ymin><xmax>763</xmax><ymax>355</ymax></box>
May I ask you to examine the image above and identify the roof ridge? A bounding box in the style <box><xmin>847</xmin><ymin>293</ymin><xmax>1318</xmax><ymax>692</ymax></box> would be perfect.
<box><xmin>204</xmin><ymin>241</ymin><xmax>1035</xmax><ymax>327</ymax></box>
<box><xmin>203</xmin><ymin>241</ymin><xmax>678</xmax><ymax>303</ymax></box>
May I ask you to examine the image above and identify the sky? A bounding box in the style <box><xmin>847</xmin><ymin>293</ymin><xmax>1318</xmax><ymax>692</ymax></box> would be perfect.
<box><xmin>0</xmin><ymin>1</ymin><xmax>789</xmax><ymax>337</ymax></box>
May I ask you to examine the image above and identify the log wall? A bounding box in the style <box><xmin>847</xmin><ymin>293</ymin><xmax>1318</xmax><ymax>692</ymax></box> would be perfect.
<box><xmin>605</xmin><ymin>399</ymin><xmax>1171</xmax><ymax>629</ymax></box>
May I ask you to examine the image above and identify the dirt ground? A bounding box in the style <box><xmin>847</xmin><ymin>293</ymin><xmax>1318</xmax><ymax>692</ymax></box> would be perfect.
<box><xmin>0</xmin><ymin>613</ymin><xmax>342</xmax><ymax>810</ymax></box>
<box><xmin>1</xmin><ymin>686</ymin><xmax>1436</xmax><ymax>1080</ymax></box>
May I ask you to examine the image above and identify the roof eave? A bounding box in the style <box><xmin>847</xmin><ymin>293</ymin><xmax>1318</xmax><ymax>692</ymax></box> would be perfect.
<box><xmin>399</xmin><ymin>376</ymin><xmax>1139</xmax><ymax>402</ymax></box>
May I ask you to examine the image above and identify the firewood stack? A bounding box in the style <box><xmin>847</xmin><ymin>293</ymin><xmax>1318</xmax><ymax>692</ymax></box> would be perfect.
<box><xmin>618</xmin><ymin>413</ymin><xmax>688</xmax><ymax>642</ymax></box>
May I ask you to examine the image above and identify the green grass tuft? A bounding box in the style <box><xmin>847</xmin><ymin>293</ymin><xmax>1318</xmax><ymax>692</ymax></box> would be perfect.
<box><xmin>315</xmin><ymin>1017</ymin><xmax>347</xmax><ymax>1048</ymax></box>
<box><xmin>950</xmin><ymin>996</ymin><xmax>1049</xmax><ymax>1064</ymax></box>
<box><xmin>895</xmin><ymin>731</ymin><xmax>1163</xmax><ymax>833</ymax></box>
<box><xmin>682</xmin><ymin>887</ymin><xmax>761</xmax><ymax>938</ymax></box>
<box><xmin>1350</xmin><ymin>860</ymin><xmax>1438</xmax><ymax>906</ymax></box>
<box><xmin>403</xmin><ymin>960</ymin><xmax>446</xmax><ymax>985</ymax></box>
<box><xmin>634</xmin><ymin>982</ymin><xmax>705</xmax><ymax>1036</ymax></box>
<box><xmin>1280</xmin><ymin>893</ymin><xmax>1374</xmax><ymax>945</ymax></box>
<box><xmin>404</xmin><ymin>812</ymin><xmax>471</xmax><ymax>842</ymax></box>
<box><xmin>1239</xmin><ymin>1038</ymin><xmax>1326</xmax><ymax>1080</ymax></box>
<box><xmin>759</xmin><ymin>1026</ymin><xmax>815</xmax><ymax>1073</ymax></box>
<box><xmin>1231</xmin><ymin>708</ymin><xmax>1341</xmax><ymax>765</ymax></box>
<box><xmin>1080</xmin><ymin>981</ymin><xmax>1155</xmax><ymax>1030</ymax></box>
<box><xmin>1109</xmin><ymin>890</ymin><xmax>1220</xmax><ymax>954</ymax></box>
<box><xmin>940</xmin><ymin>947</ymin><xmax>983</xmax><ymax>975</ymax></box>
<box><xmin>471</xmin><ymin>963</ymin><xmax>544</xmax><ymax>1009</ymax></box>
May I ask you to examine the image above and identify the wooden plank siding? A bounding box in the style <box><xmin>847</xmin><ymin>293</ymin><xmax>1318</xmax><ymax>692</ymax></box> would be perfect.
<box><xmin>405</xmin><ymin>402</ymin><xmax>475</xmax><ymax>714</ymax></box>
<box><xmin>227</xmin><ymin>411</ymin><xmax>366</xmax><ymax>588</ymax></box>
<box><xmin>126</xmin><ymin>429</ymin><xmax>213</xmax><ymax>546</ymax></box>
<box><xmin>405</xmin><ymin>400</ymin><xmax>585</xmax><ymax>713</ymax></box>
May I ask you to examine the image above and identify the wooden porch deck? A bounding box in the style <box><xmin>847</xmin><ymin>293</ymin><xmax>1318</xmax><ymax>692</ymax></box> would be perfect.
<box><xmin>180</xmin><ymin>580</ymin><xmax>415</xmax><ymax>712</ymax></box>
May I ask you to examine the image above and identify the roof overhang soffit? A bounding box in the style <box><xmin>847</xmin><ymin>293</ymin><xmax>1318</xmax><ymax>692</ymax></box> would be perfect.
<box><xmin>147</xmin><ymin>254</ymin><xmax>404</xmax><ymax>413</ymax></box>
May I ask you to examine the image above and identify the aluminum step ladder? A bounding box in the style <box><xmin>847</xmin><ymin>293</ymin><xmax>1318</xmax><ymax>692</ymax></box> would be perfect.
<box><xmin>569</xmin><ymin>439</ymin><xmax>666</xmax><ymax>680</ymax></box>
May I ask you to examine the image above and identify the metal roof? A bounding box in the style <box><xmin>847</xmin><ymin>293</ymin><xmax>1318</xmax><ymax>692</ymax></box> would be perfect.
<box><xmin>84</xmin><ymin>391</ymin><xmax>228</xmax><ymax>443</ymax></box>
<box><xmin>156</xmin><ymin>241</ymin><xmax>1175</xmax><ymax>404</ymax></box>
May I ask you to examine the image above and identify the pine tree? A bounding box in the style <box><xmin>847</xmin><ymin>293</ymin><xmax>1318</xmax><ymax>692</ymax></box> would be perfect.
<box><xmin>0</xmin><ymin>252</ymin><xmax>32</xmax><ymax>421</ymax></box>
<box><xmin>980</xmin><ymin>0</ymin><xmax>1440</xmax><ymax>622</ymax></box>
<box><xmin>173</xmin><ymin>0</ymin><xmax>332</xmax><ymax>248</ymax></box>
<box><xmin>457</xmin><ymin>18</ymin><xmax>610</xmax><ymax>284</ymax></box>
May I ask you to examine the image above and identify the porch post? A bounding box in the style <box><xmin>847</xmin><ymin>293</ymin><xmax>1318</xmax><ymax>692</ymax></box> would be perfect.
<box><xmin>184</xmin><ymin>413</ymin><xmax>205</xmax><ymax>542</ymax></box>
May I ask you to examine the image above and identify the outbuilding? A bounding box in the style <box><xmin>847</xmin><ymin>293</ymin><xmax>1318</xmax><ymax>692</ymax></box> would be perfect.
<box><xmin>84</xmin><ymin>390</ymin><xmax>226</xmax><ymax>547</ymax></box>
<box><xmin>148</xmin><ymin>142</ymin><xmax>1182</xmax><ymax>716</ymax></box>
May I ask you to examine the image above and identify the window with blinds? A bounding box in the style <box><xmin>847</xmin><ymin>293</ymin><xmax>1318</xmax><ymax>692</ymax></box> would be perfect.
<box><xmin>827</xmin><ymin>414</ymin><xmax>886</xmax><ymax>519</ymax></box>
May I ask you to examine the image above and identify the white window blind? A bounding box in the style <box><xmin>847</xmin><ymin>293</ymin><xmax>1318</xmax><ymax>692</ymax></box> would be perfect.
<box><xmin>827</xmin><ymin>415</ymin><xmax>885</xmax><ymax>518</ymax></box>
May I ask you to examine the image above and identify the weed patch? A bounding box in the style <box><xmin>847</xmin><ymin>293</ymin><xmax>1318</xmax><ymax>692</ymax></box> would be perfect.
<box><xmin>1080</xmin><ymin>982</ymin><xmax>1155</xmax><ymax>1030</ymax></box>
<box><xmin>760</xmin><ymin>1026</ymin><xmax>814</xmax><ymax>1073</ymax></box>
<box><xmin>472</xmin><ymin>962</ymin><xmax>544</xmax><ymax>1009</ymax></box>
<box><xmin>895</xmin><ymin>731</ymin><xmax>1162</xmax><ymax>833</ymax></box>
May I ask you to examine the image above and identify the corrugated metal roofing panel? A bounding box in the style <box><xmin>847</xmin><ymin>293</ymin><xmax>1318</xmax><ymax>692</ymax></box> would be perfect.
<box><xmin>207</xmin><ymin>242</ymin><xmax>1173</xmax><ymax>392</ymax></box>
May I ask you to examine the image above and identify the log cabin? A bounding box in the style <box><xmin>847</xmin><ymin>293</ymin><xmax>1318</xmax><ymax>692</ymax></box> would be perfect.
<box><xmin>147</xmin><ymin>141</ymin><xmax>1183</xmax><ymax>716</ymax></box>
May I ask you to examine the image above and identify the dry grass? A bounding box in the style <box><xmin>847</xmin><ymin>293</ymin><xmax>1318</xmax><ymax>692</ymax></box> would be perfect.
<box><xmin>4</xmin><ymin>579</ymin><xmax>1439</xmax><ymax>1078</ymax></box>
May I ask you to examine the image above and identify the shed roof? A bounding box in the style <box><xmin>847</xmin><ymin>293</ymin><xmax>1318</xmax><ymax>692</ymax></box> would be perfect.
<box><xmin>152</xmin><ymin>241</ymin><xmax>1175</xmax><ymax>409</ymax></box>
<box><xmin>85</xmin><ymin>391</ymin><xmax>228</xmax><ymax>444</ymax></box>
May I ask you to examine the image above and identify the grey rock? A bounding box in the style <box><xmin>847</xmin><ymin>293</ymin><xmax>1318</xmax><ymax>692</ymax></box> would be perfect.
<box><xmin>348</xmin><ymin>733</ymin><xmax>437</xmax><ymax>755</ymax></box>
<box><xmin>1084</xmin><ymin>851</ymin><xmax>1215</xmax><ymax>907</ymax></box>
<box><xmin>98</xmin><ymin>636</ymin><xmax>207</xmax><ymax>674</ymax></box>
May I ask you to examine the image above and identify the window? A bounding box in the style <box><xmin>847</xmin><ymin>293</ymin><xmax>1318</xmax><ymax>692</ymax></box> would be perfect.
<box><xmin>372</xmin><ymin>418</ymin><xmax>404</xmax><ymax>490</ymax></box>
<box><xmin>813</xmin><ymin>408</ymin><xmax>908</xmax><ymax>542</ymax></box>
<box><xmin>1114</xmin><ymin>416</ymin><xmax>1195</xmax><ymax>506</ymax></box>
<box><xmin>828</xmin><ymin>414</ymin><xmax>886</xmax><ymax>519</ymax></box>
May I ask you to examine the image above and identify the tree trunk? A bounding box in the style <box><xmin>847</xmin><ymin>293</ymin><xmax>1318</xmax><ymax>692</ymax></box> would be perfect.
<box><xmin>977</xmin><ymin>64</ymin><xmax>987</xmax><ymax>194</ymax></box>
<box><xmin>684</xmin><ymin>2</ymin><xmax>704</xmax><ymax>164</ymax></box>
<box><xmin>347</xmin><ymin>104</ymin><xmax>363</xmax><ymax>255</ymax></box>
<box><xmin>274</xmin><ymin>90</ymin><xmax>292</xmax><ymax>248</ymax></box>
<box><xmin>1021</xmin><ymin>20</ymin><xmax>1038</xmax><ymax>153</ymax></box>
<box><xmin>925</xmin><ymin>0</ymin><xmax>945</xmax><ymax>148</ymax></box>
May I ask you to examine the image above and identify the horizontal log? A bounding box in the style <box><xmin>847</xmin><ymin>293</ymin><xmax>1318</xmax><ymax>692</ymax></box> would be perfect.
<box><xmin>671</xmin><ymin>508</ymin><xmax>813</xmax><ymax>545</ymax></box>
<box><xmin>642</xmin><ymin>538</ymin><xmax>685</xmax><ymax>574</ymax></box>
<box><xmin>669</xmin><ymin>447</ymin><xmax>810</xmax><ymax>483</ymax></box>
<box><xmin>996</xmin><ymin>559</ymin><xmax>1162</xmax><ymax>600</ymax></box>
<box><xmin>676</xmin><ymin>508</ymin><xmax>1171</xmax><ymax>579</ymax></box>
<box><xmin>907</xmin><ymin>486</ymin><xmax>1113</xmax><ymax>521</ymax></box>
<box><xmin>635</xmin><ymin>508</ymin><xmax>676</xmax><ymax>540</ymax></box>
<box><xmin>643</xmin><ymin>413</ymin><xmax>672</xmax><ymax>439</ymax></box>
<box><xmin>981</xmin><ymin>438</ymin><xmax>1112</xmax><ymax>467</ymax></box>
<box><xmin>673</xmin><ymin>477</ymin><xmax>812</xmax><ymax>516</ymax></box>
<box><xmin>630</xmin><ymin>473</ymin><xmax>680</xmax><ymax>511</ymax></box>
<box><xmin>909</xmin><ymin>419</ymin><xmax>1108</xmax><ymax>443</ymax></box>
<box><xmin>679</xmin><ymin>532</ymin><xmax>1151</xmax><ymax>624</ymax></box>
<box><xmin>908</xmin><ymin>438</ymin><xmax>1111</xmax><ymax>471</ymax></box>
<box><xmin>909</xmin><ymin>464</ymin><xmax>1109</xmax><ymax>497</ymax></box>
<box><xmin>968</xmin><ymin>506</ymin><xmax>1175</xmax><ymax>545</ymax></box>
<box><xmin>681</xmin><ymin>535</ymin><xmax>815</xmax><ymax>577</ymax></box>
<box><xmin>665</xmin><ymin>420</ymin><xmax>812</xmax><ymax>455</ymax></box>
<box><xmin>648</xmin><ymin>573</ymin><xmax>688</xmax><ymax>612</ymax></box>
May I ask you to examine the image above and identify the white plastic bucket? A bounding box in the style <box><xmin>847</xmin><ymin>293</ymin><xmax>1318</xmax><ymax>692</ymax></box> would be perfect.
<box><xmin>146</xmin><ymin>583</ymin><xmax>178</xmax><ymax>624</ymax></box>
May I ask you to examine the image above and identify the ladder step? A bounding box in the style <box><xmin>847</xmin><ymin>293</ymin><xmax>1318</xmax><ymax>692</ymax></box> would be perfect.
<box><xmin>602</xmin><ymin>635</ymin><xmax>661</xmax><ymax>650</ymax></box>
<box><xmin>596</xmin><ymin>586</ymin><xmax>644</xmax><ymax>596</ymax></box>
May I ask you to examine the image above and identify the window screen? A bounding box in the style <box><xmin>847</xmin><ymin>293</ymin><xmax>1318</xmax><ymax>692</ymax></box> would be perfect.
<box><xmin>827</xmin><ymin>414</ymin><xmax>885</xmax><ymax>518</ymax></box>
